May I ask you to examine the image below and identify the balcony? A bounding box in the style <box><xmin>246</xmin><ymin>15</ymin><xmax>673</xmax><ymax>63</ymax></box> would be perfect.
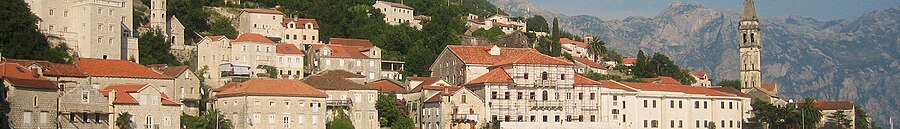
<box><xmin>327</xmin><ymin>100</ymin><xmax>352</xmax><ymax>107</ymax></box>
<box><xmin>533</xmin><ymin>80</ymin><xmax>558</xmax><ymax>88</ymax></box>
<box><xmin>451</xmin><ymin>114</ymin><xmax>478</xmax><ymax>123</ymax></box>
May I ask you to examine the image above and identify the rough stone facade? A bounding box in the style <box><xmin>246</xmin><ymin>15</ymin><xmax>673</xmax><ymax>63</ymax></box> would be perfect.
<box><xmin>59</xmin><ymin>85</ymin><xmax>111</xmax><ymax>129</ymax></box>
<box><xmin>324</xmin><ymin>90</ymin><xmax>380</xmax><ymax>129</ymax></box>
<box><xmin>215</xmin><ymin>96</ymin><xmax>327</xmax><ymax>129</ymax></box>
<box><xmin>6</xmin><ymin>84</ymin><xmax>59</xmax><ymax>129</ymax></box>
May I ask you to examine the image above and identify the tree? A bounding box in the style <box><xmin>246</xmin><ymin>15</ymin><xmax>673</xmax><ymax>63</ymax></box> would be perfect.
<box><xmin>526</xmin><ymin>15</ymin><xmax>549</xmax><ymax>32</ymax></box>
<box><xmin>855</xmin><ymin>106</ymin><xmax>872</xmax><ymax>129</ymax></box>
<box><xmin>0</xmin><ymin>0</ymin><xmax>71</xmax><ymax>63</ymax></box>
<box><xmin>826</xmin><ymin>110</ymin><xmax>853</xmax><ymax>129</ymax></box>
<box><xmin>376</xmin><ymin>93</ymin><xmax>405</xmax><ymax>127</ymax></box>
<box><xmin>327</xmin><ymin>108</ymin><xmax>355</xmax><ymax>129</ymax></box>
<box><xmin>587</xmin><ymin>39</ymin><xmax>606</xmax><ymax>61</ymax></box>
<box><xmin>0</xmin><ymin>80</ymin><xmax>10</xmax><ymax>129</ymax></box>
<box><xmin>549</xmin><ymin>17</ymin><xmax>561</xmax><ymax>56</ymax></box>
<box><xmin>603</xmin><ymin>49</ymin><xmax>623</xmax><ymax>63</ymax></box>
<box><xmin>181</xmin><ymin>109</ymin><xmax>234</xmax><ymax>129</ymax></box>
<box><xmin>116</xmin><ymin>112</ymin><xmax>134</xmax><ymax>129</ymax></box>
<box><xmin>196</xmin><ymin>66</ymin><xmax>211</xmax><ymax>112</ymax></box>
<box><xmin>207</xmin><ymin>18</ymin><xmax>238</xmax><ymax>38</ymax></box>
<box><xmin>168</xmin><ymin>0</ymin><xmax>211</xmax><ymax>42</ymax></box>
<box><xmin>707</xmin><ymin>122</ymin><xmax>717</xmax><ymax>129</ymax></box>
<box><xmin>138</xmin><ymin>29</ymin><xmax>181</xmax><ymax>66</ymax></box>
<box><xmin>634</xmin><ymin>50</ymin><xmax>649</xmax><ymax>77</ymax></box>
<box><xmin>391</xmin><ymin>117</ymin><xmax>414</xmax><ymax>129</ymax></box>
<box><xmin>472</xmin><ymin>27</ymin><xmax>505</xmax><ymax>39</ymax></box>
<box><xmin>629</xmin><ymin>52</ymin><xmax>696</xmax><ymax>85</ymax></box>
<box><xmin>796</xmin><ymin>97</ymin><xmax>823</xmax><ymax>129</ymax></box>
<box><xmin>716</xmin><ymin>79</ymin><xmax>742</xmax><ymax>90</ymax></box>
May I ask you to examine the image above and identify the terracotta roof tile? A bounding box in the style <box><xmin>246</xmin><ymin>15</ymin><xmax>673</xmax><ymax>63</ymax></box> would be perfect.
<box><xmin>310</xmin><ymin>44</ymin><xmax>370</xmax><ymax>58</ymax></box>
<box><xmin>691</xmin><ymin>72</ymin><xmax>707</xmax><ymax>79</ymax></box>
<box><xmin>559</xmin><ymin>38</ymin><xmax>588</xmax><ymax>48</ymax></box>
<box><xmin>367</xmin><ymin>79</ymin><xmax>407</xmax><ymax>93</ymax></box>
<box><xmin>213</xmin><ymin>82</ymin><xmax>242</xmax><ymax>92</ymax></box>
<box><xmin>574</xmin><ymin>74</ymin><xmax>602</xmax><ymax>86</ymax></box>
<box><xmin>276</xmin><ymin>44</ymin><xmax>305</xmax><ymax>55</ymax></box>
<box><xmin>446</xmin><ymin>45</ymin><xmax>535</xmax><ymax>65</ymax></box>
<box><xmin>207</xmin><ymin>35</ymin><xmax>227</xmax><ymax>41</ymax></box>
<box><xmin>161</xmin><ymin>66</ymin><xmax>189</xmax><ymax>77</ymax></box>
<box><xmin>492</xmin><ymin>51</ymin><xmax>573</xmax><ymax>67</ymax></box>
<box><xmin>302</xmin><ymin>71</ymin><xmax>376</xmax><ymax>91</ymax></box>
<box><xmin>4</xmin><ymin>77</ymin><xmax>58</xmax><ymax>90</ymax></box>
<box><xmin>242</xmin><ymin>8</ymin><xmax>283</xmax><ymax>14</ymax></box>
<box><xmin>215</xmin><ymin>79</ymin><xmax>328</xmax><ymax>98</ymax></box>
<box><xmin>464</xmin><ymin>68</ymin><xmax>514</xmax><ymax>85</ymax></box>
<box><xmin>40</xmin><ymin>62</ymin><xmax>86</xmax><ymax>77</ymax></box>
<box><xmin>573</xmin><ymin>57</ymin><xmax>606</xmax><ymax>69</ymax></box>
<box><xmin>101</xmin><ymin>84</ymin><xmax>180</xmax><ymax>105</ymax></box>
<box><xmin>424</xmin><ymin>94</ymin><xmax>442</xmax><ymax>103</ymax></box>
<box><xmin>329</xmin><ymin>38</ymin><xmax>375</xmax><ymax>50</ymax></box>
<box><xmin>76</xmin><ymin>58</ymin><xmax>173</xmax><ymax>79</ymax></box>
<box><xmin>620</xmin><ymin>82</ymin><xmax>729</xmax><ymax>96</ymax></box>
<box><xmin>0</xmin><ymin>63</ymin><xmax>44</xmax><ymax>80</ymax></box>
<box><xmin>597</xmin><ymin>80</ymin><xmax>638</xmax><ymax>92</ymax></box>
<box><xmin>282</xmin><ymin>18</ymin><xmax>319</xmax><ymax>29</ymax></box>
<box><xmin>642</xmin><ymin>76</ymin><xmax>681</xmax><ymax>85</ymax></box>
<box><xmin>233</xmin><ymin>33</ymin><xmax>275</xmax><ymax>43</ymax></box>
<box><xmin>409</xmin><ymin>77</ymin><xmax>442</xmax><ymax>92</ymax></box>
<box><xmin>761</xmin><ymin>83</ymin><xmax>777</xmax><ymax>92</ymax></box>
<box><xmin>622</xmin><ymin>58</ymin><xmax>638</xmax><ymax>65</ymax></box>
<box><xmin>806</xmin><ymin>101</ymin><xmax>854</xmax><ymax>110</ymax></box>
<box><xmin>318</xmin><ymin>70</ymin><xmax>366</xmax><ymax>78</ymax></box>
<box><xmin>710</xmin><ymin>86</ymin><xmax>750</xmax><ymax>97</ymax></box>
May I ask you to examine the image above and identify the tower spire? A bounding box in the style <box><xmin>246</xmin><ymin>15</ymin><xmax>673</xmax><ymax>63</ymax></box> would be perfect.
<box><xmin>741</xmin><ymin>0</ymin><xmax>759</xmax><ymax>21</ymax></box>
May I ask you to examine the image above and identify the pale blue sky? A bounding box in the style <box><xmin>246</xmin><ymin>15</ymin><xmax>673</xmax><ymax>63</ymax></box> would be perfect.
<box><xmin>528</xmin><ymin>0</ymin><xmax>899</xmax><ymax>20</ymax></box>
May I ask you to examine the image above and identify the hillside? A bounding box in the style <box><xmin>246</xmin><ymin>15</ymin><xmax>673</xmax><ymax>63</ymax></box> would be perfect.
<box><xmin>489</xmin><ymin>0</ymin><xmax>900</xmax><ymax>126</ymax></box>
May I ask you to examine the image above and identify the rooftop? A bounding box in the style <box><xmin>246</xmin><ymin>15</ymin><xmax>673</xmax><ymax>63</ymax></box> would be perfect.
<box><xmin>276</xmin><ymin>44</ymin><xmax>305</xmax><ymax>55</ymax></box>
<box><xmin>101</xmin><ymin>84</ymin><xmax>180</xmax><ymax>105</ymax></box>
<box><xmin>464</xmin><ymin>68</ymin><xmax>514</xmax><ymax>85</ymax></box>
<box><xmin>215</xmin><ymin>79</ymin><xmax>328</xmax><ymax>98</ymax></box>
<box><xmin>445</xmin><ymin>45</ymin><xmax>536</xmax><ymax>65</ymax></box>
<box><xmin>367</xmin><ymin>79</ymin><xmax>407</xmax><ymax>93</ymax></box>
<box><xmin>242</xmin><ymin>8</ymin><xmax>283</xmax><ymax>14</ymax></box>
<box><xmin>233</xmin><ymin>33</ymin><xmax>275</xmax><ymax>43</ymax></box>
<box><xmin>76</xmin><ymin>58</ymin><xmax>173</xmax><ymax>79</ymax></box>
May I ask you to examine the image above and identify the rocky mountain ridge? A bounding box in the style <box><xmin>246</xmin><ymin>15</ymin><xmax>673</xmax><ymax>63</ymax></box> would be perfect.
<box><xmin>488</xmin><ymin>0</ymin><xmax>900</xmax><ymax>126</ymax></box>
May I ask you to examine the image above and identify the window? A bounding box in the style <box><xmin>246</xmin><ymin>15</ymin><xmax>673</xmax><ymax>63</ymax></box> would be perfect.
<box><xmin>283</xmin><ymin>116</ymin><xmax>290</xmax><ymax>128</ymax></box>
<box><xmin>33</xmin><ymin>96</ymin><xmax>38</xmax><ymax>107</ymax></box>
<box><xmin>651</xmin><ymin>120</ymin><xmax>659</xmax><ymax>128</ymax></box>
<box><xmin>729</xmin><ymin>102</ymin><xmax>734</xmax><ymax>109</ymax></box>
<box><xmin>671</xmin><ymin>120</ymin><xmax>675</xmax><ymax>128</ymax></box>
<box><xmin>523</xmin><ymin>73</ymin><xmax>528</xmax><ymax>79</ymax></box>
<box><xmin>578</xmin><ymin>93</ymin><xmax>583</xmax><ymax>100</ymax></box>
<box><xmin>679</xmin><ymin>101</ymin><xmax>683</xmax><ymax>108</ymax></box>
<box><xmin>542</xmin><ymin>91</ymin><xmax>548</xmax><ymax>100</ymax></box>
<box><xmin>285</xmin><ymin>101</ymin><xmax>291</xmax><ymax>108</ymax></box>
<box><xmin>704</xmin><ymin>101</ymin><xmax>708</xmax><ymax>109</ymax></box>
<box><xmin>146</xmin><ymin>115</ymin><xmax>153</xmax><ymax>129</ymax></box>
<box><xmin>644</xmin><ymin>120</ymin><xmax>648</xmax><ymax>128</ymax></box>
<box><xmin>542</xmin><ymin>115</ymin><xmax>548</xmax><ymax>122</ymax></box>
<box><xmin>695</xmin><ymin>101</ymin><xmax>700</xmax><ymax>108</ymax></box>
<box><xmin>560</xmin><ymin>74</ymin><xmax>566</xmax><ymax>80</ymax></box>
<box><xmin>721</xmin><ymin>120</ymin><xmax>725</xmax><ymax>128</ymax></box>
<box><xmin>541</xmin><ymin>72</ymin><xmax>548</xmax><ymax>80</ymax></box>
<box><xmin>81</xmin><ymin>91</ymin><xmax>90</xmax><ymax>103</ymax></box>
<box><xmin>269</xmin><ymin>115</ymin><xmax>276</xmax><ymax>124</ymax></box>
<box><xmin>590</xmin><ymin>93</ymin><xmax>595</xmax><ymax>100</ymax></box>
<box><xmin>39</xmin><ymin>112</ymin><xmax>47</xmax><ymax>123</ymax></box>
<box><xmin>491</xmin><ymin>91</ymin><xmax>497</xmax><ymax>99</ymax></box>
<box><xmin>653</xmin><ymin>100</ymin><xmax>657</xmax><ymax>108</ymax></box>
<box><xmin>504</xmin><ymin>92</ymin><xmax>510</xmax><ymax>99</ymax></box>
<box><xmin>298</xmin><ymin>115</ymin><xmax>304</xmax><ymax>125</ymax></box>
<box><xmin>461</xmin><ymin>95</ymin><xmax>467</xmax><ymax>103</ymax></box>
<box><xmin>613</xmin><ymin>96</ymin><xmax>618</xmax><ymax>100</ymax></box>
<box><xmin>516</xmin><ymin>92</ymin><xmax>522</xmax><ymax>99</ymax></box>
<box><xmin>696</xmin><ymin>120</ymin><xmax>701</xmax><ymax>128</ymax></box>
<box><xmin>721</xmin><ymin>102</ymin><xmax>725</xmax><ymax>109</ymax></box>
<box><xmin>643</xmin><ymin>100</ymin><xmax>648</xmax><ymax>108</ymax></box>
<box><xmin>670</xmin><ymin>100</ymin><xmax>675</xmax><ymax>108</ymax></box>
<box><xmin>369</xmin><ymin>94</ymin><xmax>375</xmax><ymax>103</ymax></box>
<box><xmin>554</xmin><ymin>115</ymin><xmax>560</xmax><ymax>122</ymax></box>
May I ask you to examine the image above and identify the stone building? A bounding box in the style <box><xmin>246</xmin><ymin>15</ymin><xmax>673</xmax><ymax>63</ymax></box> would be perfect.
<box><xmin>308</xmin><ymin>38</ymin><xmax>382</xmax><ymax>82</ymax></box>
<box><xmin>302</xmin><ymin>70</ymin><xmax>380</xmax><ymax>129</ymax></box>
<box><xmin>275</xmin><ymin>43</ymin><xmax>305</xmax><ymax>79</ymax></box>
<box><xmin>212</xmin><ymin>78</ymin><xmax>329</xmax><ymax>129</ymax></box>
<box><xmin>373</xmin><ymin>1</ymin><xmax>416</xmax><ymax>26</ymax></box>
<box><xmin>238</xmin><ymin>9</ymin><xmax>286</xmax><ymax>38</ymax></box>
<box><xmin>421</xmin><ymin>86</ymin><xmax>487</xmax><ymax>129</ymax></box>
<box><xmin>59</xmin><ymin>84</ymin><xmax>111</xmax><ymax>129</ymax></box>
<box><xmin>197</xmin><ymin>33</ymin><xmax>285</xmax><ymax>85</ymax></box>
<box><xmin>282</xmin><ymin>18</ymin><xmax>321</xmax><ymax>45</ymax></box>
<box><xmin>560</xmin><ymin>38</ymin><xmax>590</xmax><ymax>59</ymax></box>
<box><xmin>572</xmin><ymin>57</ymin><xmax>607</xmax><ymax>74</ymax></box>
<box><xmin>795</xmin><ymin>101</ymin><xmax>856</xmax><ymax>129</ymax></box>
<box><xmin>1</xmin><ymin>63</ymin><xmax>59</xmax><ymax>129</ymax></box>
<box><xmin>430</xmin><ymin>45</ymin><xmax>535</xmax><ymax>85</ymax></box>
<box><xmin>25</xmin><ymin>0</ymin><xmax>140</xmax><ymax>60</ymax></box>
<box><xmin>689</xmin><ymin>72</ymin><xmax>712</xmax><ymax>87</ymax></box>
<box><xmin>101</xmin><ymin>83</ymin><xmax>182</xmax><ymax>129</ymax></box>
<box><xmin>737</xmin><ymin>0</ymin><xmax>783</xmax><ymax>105</ymax></box>
<box><xmin>148</xmin><ymin>65</ymin><xmax>202</xmax><ymax>115</ymax></box>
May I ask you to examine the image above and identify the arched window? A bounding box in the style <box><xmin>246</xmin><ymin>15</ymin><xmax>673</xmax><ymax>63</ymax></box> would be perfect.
<box><xmin>306</xmin><ymin>23</ymin><xmax>313</xmax><ymax>29</ymax></box>
<box><xmin>750</xmin><ymin>33</ymin><xmax>755</xmax><ymax>43</ymax></box>
<box><xmin>742</xmin><ymin>34</ymin><xmax>747</xmax><ymax>44</ymax></box>
<box><xmin>146</xmin><ymin>115</ymin><xmax>153</xmax><ymax>128</ymax></box>
<box><xmin>542</xmin><ymin>91</ymin><xmax>548</xmax><ymax>101</ymax></box>
<box><xmin>33</xmin><ymin>96</ymin><xmax>38</xmax><ymax>107</ymax></box>
<box><xmin>541</xmin><ymin>72</ymin><xmax>548</xmax><ymax>80</ymax></box>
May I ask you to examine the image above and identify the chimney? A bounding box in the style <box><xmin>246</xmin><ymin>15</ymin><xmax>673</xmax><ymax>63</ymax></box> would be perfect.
<box><xmin>108</xmin><ymin>90</ymin><xmax>116</xmax><ymax>106</ymax></box>
<box><xmin>488</xmin><ymin>45</ymin><xmax>501</xmax><ymax>56</ymax></box>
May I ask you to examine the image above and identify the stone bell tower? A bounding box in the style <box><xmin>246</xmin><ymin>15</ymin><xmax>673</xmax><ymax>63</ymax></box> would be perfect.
<box><xmin>739</xmin><ymin>0</ymin><xmax>762</xmax><ymax>92</ymax></box>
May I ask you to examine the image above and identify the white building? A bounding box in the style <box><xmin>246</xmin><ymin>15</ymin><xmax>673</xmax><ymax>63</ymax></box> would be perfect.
<box><xmin>275</xmin><ymin>43</ymin><xmax>305</xmax><ymax>79</ymax></box>
<box><xmin>690</xmin><ymin>72</ymin><xmax>712</xmax><ymax>87</ymax></box>
<box><xmin>212</xmin><ymin>78</ymin><xmax>329</xmax><ymax>129</ymax></box>
<box><xmin>281</xmin><ymin>18</ymin><xmax>321</xmax><ymax>45</ymax></box>
<box><xmin>238</xmin><ymin>9</ymin><xmax>285</xmax><ymax>38</ymax></box>
<box><xmin>197</xmin><ymin>33</ymin><xmax>306</xmax><ymax>86</ymax></box>
<box><xmin>373</xmin><ymin>1</ymin><xmax>416</xmax><ymax>26</ymax></box>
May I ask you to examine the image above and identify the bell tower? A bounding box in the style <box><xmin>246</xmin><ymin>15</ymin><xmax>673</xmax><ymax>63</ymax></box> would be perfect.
<box><xmin>739</xmin><ymin>0</ymin><xmax>762</xmax><ymax>92</ymax></box>
<box><xmin>150</xmin><ymin>0</ymin><xmax>167</xmax><ymax>29</ymax></box>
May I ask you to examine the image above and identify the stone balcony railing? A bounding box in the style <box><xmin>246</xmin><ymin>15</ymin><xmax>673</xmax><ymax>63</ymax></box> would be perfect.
<box><xmin>451</xmin><ymin>114</ymin><xmax>478</xmax><ymax>123</ymax></box>
<box><xmin>326</xmin><ymin>99</ymin><xmax>352</xmax><ymax>107</ymax></box>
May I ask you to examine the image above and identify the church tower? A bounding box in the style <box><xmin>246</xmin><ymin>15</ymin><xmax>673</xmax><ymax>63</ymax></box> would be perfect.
<box><xmin>739</xmin><ymin>0</ymin><xmax>762</xmax><ymax>92</ymax></box>
<box><xmin>150</xmin><ymin>0</ymin><xmax>167</xmax><ymax>29</ymax></box>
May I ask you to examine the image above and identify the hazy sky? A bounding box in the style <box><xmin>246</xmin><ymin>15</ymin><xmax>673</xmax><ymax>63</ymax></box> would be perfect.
<box><xmin>527</xmin><ymin>0</ymin><xmax>899</xmax><ymax>20</ymax></box>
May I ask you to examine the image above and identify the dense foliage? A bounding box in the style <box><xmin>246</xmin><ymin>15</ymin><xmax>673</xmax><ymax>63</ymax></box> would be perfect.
<box><xmin>825</xmin><ymin>110</ymin><xmax>852</xmax><ymax>128</ymax></box>
<box><xmin>327</xmin><ymin>108</ymin><xmax>355</xmax><ymax>129</ymax></box>
<box><xmin>138</xmin><ymin>29</ymin><xmax>182</xmax><ymax>66</ymax></box>
<box><xmin>181</xmin><ymin>109</ymin><xmax>234</xmax><ymax>129</ymax></box>
<box><xmin>207</xmin><ymin>18</ymin><xmax>239</xmax><ymax>38</ymax></box>
<box><xmin>168</xmin><ymin>0</ymin><xmax>212</xmax><ymax>42</ymax></box>
<box><xmin>716</xmin><ymin>79</ymin><xmax>742</xmax><ymax>90</ymax></box>
<box><xmin>376</xmin><ymin>93</ymin><xmax>413</xmax><ymax>128</ymax></box>
<box><xmin>0</xmin><ymin>82</ymin><xmax>9</xmax><ymax>128</ymax></box>
<box><xmin>116</xmin><ymin>112</ymin><xmax>134</xmax><ymax>129</ymax></box>
<box><xmin>749</xmin><ymin>98</ymin><xmax>822</xmax><ymax>129</ymax></box>
<box><xmin>0</xmin><ymin>0</ymin><xmax>71</xmax><ymax>63</ymax></box>
<box><xmin>581</xmin><ymin>72</ymin><xmax>644</xmax><ymax>83</ymax></box>
<box><xmin>854</xmin><ymin>107</ymin><xmax>883</xmax><ymax>129</ymax></box>
<box><xmin>472</xmin><ymin>27</ymin><xmax>505</xmax><ymax>39</ymax></box>
<box><xmin>526</xmin><ymin>15</ymin><xmax>549</xmax><ymax>32</ymax></box>
<box><xmin>630</xmin><ymin>50</ymin><xmax>696</xmax><ymax>85</ymax></box>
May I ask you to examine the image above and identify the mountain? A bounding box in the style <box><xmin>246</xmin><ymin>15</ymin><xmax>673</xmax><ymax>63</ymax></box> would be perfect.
<box><xmin>488</xmin><ymin>0</ymin><xmax>900</xmax><ymax>126</ymax></box>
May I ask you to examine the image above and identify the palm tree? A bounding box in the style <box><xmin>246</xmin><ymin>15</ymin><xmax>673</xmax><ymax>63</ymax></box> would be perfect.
<box><xmin>116</xmin><ymin>112</ymin><xmax>133</xmax><ymax>129</ymax></box>
<box><xmin>587</xmin><ymin>39</ymin><xmax>606</xmax><ymax>61</ymax></box>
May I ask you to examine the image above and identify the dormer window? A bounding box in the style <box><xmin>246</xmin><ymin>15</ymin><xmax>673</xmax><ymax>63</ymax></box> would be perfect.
<box><xmin>305</xmin><ymin>23</ymin><xmax>313</xmax><ymax>29</ymax></box>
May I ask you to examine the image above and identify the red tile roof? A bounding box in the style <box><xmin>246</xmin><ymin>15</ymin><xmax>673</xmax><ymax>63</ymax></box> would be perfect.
<box><xmin>282</xmin><ymin>18</ymin><xmax>319</xmax><ymax>29</ymax></box>
<box><xmin>574</xmin><ymin>74</ymin><xmax>602</xmax><ymax>86</ymax></box>
<box><xmin>710</xmin><ymin>86</ymin><xmax>749</xmax><ymax>97</ymax></box>
<box><xmin>0</xmin><ymin>63</ymin><xmax>43</xmax><ymax>80</ymax></box>
<box><xmin>559</xmin><ymin>38</ymin><xmax>588</xmax><ymax>48</ymax></box>
<box><xmin>642</xmin><ymin>76</ymin><xmax>681</xmax><ymax>85</ymax></box>
<box><xmin>424</xmin><ymin>94</ymin><xmax>442</xmax><ymax>103</ymax></box>
<box><xmin>464</xmin><ymin>68</ymin><xmax>514</xmax><ymax>85</ymax></box>
<box><xmin>276</xmin><ymin>44</ymin><xmax>305</xmax><ymax>55</ymax></box>
<box><xmin>302</xmin><ymin>71</ymin><xmax>376</xmax><ymax>91</ymax></box>
<box><xmin>101</xmin><ymin>84</ymin><xmax>180</xmax><ymax>105</ymax></box>
<box><xmin>4</xmin><ymin>77</ymin><xmax>58</xmax><ymax>90</ymax></box>
<box><xmin>242</xmin><ymin>8</ymin><xmax>283</xmax><ymax>14</ymax></box>
<box><xmin>492</xmin><ymin>51</ymin><xmax>573</xmax><ymax>67</ymax></box>
<box><xmin>161</xmin><ymin>66</ymin><xmax>189</xmax><ymax>77</ymax></box>
<box><xmin>573</xmin><ymin>57</ymin><xmax>606</xmax><ymax>69</ymax></box>
<box><xmin>207</xmin><ymin>35</ymin><xmax>227</xmax><ymax>41</ymax></box>
<box><xmin>1</xmin><ymin>59</ymin><xmax>87</xmax><ymax>77</ymax></box>
<box><xmin>76</xmin><ymin>58</ymin><xmax>173</xmax><ymax>79</ymax></box>
<box><xmin>213</xmin><ymin>82</ymin><xmax>242</xmax><ymax>92</ymax></box>
<box><xmin>761</xmin><ymin>83</ymin><xmax>777</xmax><ymax>92</ymax></box>
<box><xmin>446</xmin><ymin>45</ymin><xmax>536</xmax><ymax>65</ymax></box>
<box><xmin>620</xmin><ymin>82</ymin><xmax>729</xmax><ymax>96</ymax></box>
<box><xmin>329</xmin><ymin>38</ymin><xmax>375</xmax><ymax>50</ymax></box>
<box><xmin>622</xmin><ymin>58</ymin><xmax>638</xmax><ymax>65</ymax></box>
<box><xmin>690</xmin><ymin>72</ymin><xmax>707</xmax><ymax>79</ymax></box>
<box><xmin>367</xmin><ymin>79</ymin><xmax>407</xmax><ymax>93</ymax></box>
<box><xmin>409</xmin><ymin>77</ymin><xmax>442</xmax><ymax>92</ymax></box>
<box><xmin>597</xmin><ymin>80</ymin><xmax>638</xmax><ymax>92</ymax></box>
<box><xmin>216</xmin><ymin>79</ymin><xmax>328</xmax><ymax>97</ymax></box>
<box><xmin>310</xmin><ymin>44</ymin><xmax>370</xmax><ymax>58</ymax></box>
<box><xmin>233</xmin><ymin>33</ymin><xmax>275</xmax><ymax>43</ymax></box>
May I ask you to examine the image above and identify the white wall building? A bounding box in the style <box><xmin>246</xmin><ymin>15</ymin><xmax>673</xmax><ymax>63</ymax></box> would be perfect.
<box><xmin>238</xmin><ymin>9</ymin><xmax>285</xmax><ymax>38</ymax></box>
<box><xmin>25</xmin><ymin>0</ymin><xmax>139</xmax><ymax>60</ymax></box>
<box><xmin>373</xmin><ymin>1</ymin><xmax>416</xmax><ymax>26</ymax></box>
